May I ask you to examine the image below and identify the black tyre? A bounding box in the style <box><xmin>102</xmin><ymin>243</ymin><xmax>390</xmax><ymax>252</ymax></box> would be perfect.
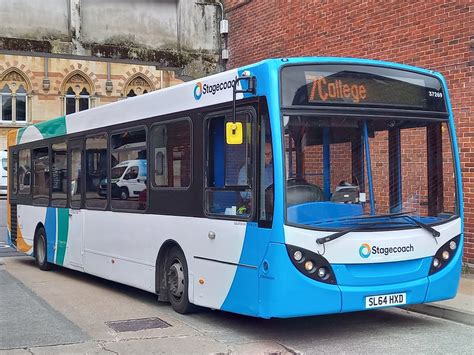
<box><xmin>165</xmin><ymin>246</ymin><xmax>195</xmax><ymax>314</ymax></box>
<box><xmin>34</xmin><ymin>227</ymin><xmax>52</xmax><ymax>271</ymax></box>
<box><xmin>120</xmin><ymin>187</ymin><xmax>129</xmax><ymax>200</ymax></box>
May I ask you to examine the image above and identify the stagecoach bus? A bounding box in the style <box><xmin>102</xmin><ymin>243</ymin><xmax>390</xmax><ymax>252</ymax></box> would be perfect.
<box><xmin>7</xmin><ymin>57</ymin><xmax>463</xmax><ymax>318</ymax></box>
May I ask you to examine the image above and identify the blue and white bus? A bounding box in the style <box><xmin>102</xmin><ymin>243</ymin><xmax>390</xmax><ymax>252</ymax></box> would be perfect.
<box><xmin>7</xmin><ymin>57</ymin><xmax>463</xmax><ymax>318</ymax></box>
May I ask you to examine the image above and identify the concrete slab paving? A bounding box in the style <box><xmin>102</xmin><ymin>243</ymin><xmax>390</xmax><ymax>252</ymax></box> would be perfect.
<box><xmin>0</xmin><ymin>269</ymin><xmax>89</xmax><ymax>350</ymax></box>
<box><xmin>2</xmin><ymin>257</ymin><xmax>200</xmax><ymax>342</ymax></box>
<box><xmin>2</xmin><ymin>256</ymin><xmax>474</xmax><ymax>354</ymax></box>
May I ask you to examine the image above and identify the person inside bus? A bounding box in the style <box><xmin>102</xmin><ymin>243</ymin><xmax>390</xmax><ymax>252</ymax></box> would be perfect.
<box><xmin>237</xmin><ymin>141</ymin><xmax>273</xmax><ymax>213</ymax></box>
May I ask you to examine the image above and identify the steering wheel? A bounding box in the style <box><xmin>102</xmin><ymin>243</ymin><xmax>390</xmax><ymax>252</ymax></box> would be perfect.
<box><xmin>286</xmin><ymin>179</ymin><xmax>324</xmax><ymax>206</ymax></box>
<box><xmin>265</xmin><ymin>179</ymin><xmax>324</xmax><ymax>207</ymax></box>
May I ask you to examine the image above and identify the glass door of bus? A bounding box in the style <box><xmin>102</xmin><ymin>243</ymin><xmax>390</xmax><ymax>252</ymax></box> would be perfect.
<box><xmin>67</xmin><ymin>138</ymin><xmax>84</xmax><ymax>271</ymax></box>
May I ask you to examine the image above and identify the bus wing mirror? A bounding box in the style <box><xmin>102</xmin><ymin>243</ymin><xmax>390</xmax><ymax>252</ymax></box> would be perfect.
<box><xmin>226</xmin><ymin>122</ymin><xmax>243</xmax><ymax>145</ymax></box>
<box><xmin>232</xmin><ymin>75</ymin><xmax>256</xmax><ymax>131</ymax></box>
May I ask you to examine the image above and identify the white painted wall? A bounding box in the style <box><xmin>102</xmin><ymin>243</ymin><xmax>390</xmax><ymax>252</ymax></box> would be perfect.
<box><xmin>0</xmin><ymin>0</ymin><xmax>219</xmax><ymax>52</ymax></box>
<box><xmin>0</xmin><ymin>0</ymin><xmax>69</xmax><ymax>40</ymax></box>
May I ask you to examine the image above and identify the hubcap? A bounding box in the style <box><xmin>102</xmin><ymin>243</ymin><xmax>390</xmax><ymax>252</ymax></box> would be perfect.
<box><xmin>167</xmin><ymin>260</ymin><xmax>185</xmax><ymax>298</ymax></box>
<box><xmin>37</xmin><ymin>236</ymin><xmax>45</xmax><ymax>263</ymax></box>
<box><xmin>121</xmin><ymin>190</ymin><xmax>127</xmax><ymax>199</ymax></box>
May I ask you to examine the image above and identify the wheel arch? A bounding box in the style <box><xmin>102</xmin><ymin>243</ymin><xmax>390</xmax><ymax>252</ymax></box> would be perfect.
<box><xmin>155</xmin><ymin>239</ymin><xmax>184</xmax><ymax>301</ymax></box>
<box><xmin>33</xmin><ymin>222</ymin><xmax>46</xmax><ymax>255</ymax></box>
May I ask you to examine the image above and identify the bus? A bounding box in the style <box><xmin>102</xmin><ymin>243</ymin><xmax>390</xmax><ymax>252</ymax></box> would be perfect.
<box><xmin>7</xmin><ymin>57</ymin><xmax>463</xmax><ymax>318</ymax></box>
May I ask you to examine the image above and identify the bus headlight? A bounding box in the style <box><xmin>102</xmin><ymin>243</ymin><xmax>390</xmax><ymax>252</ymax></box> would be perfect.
<box><xmin>429</xmin><ymin>235</ymin><xmax>460</xmax><ymax>276</ymax></box>
<box><xmin>449</xmin><ymin>241</ymin><xmax>457</xmax><ymax>250</ymax></box>
<box><xmin>304</xmin><ymin>260</ymin><xmax>314</xmax><ymax>271</ymax></box>
<box><xmin>317</xmin><ymin>267</ymin><xmax>328</xmax><ymax>279</ymax></box>
<box><xmin>286</xmin><ymin>245</ymin><xmax>337</xmax><ymax>284</ymax></box>
<box><xmin>293</xmin><ymin>250</ymin><xmax>303</xmax><ymax>261</ymax></box>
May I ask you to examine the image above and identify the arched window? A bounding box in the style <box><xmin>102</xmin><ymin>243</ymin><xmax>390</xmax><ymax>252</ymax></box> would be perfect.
<box><xmin>0</xmin><ymin>71</ymin><xmax>29</xmax><ymax>123</ymax></box>
<box><xmin>63</xmin><ymin>74</ymin><xmax>92</xmax><ymax>115</ymax></box>
<box><xmin>16</xmin><ymin>85</ymin><xmax>27</xmax><ymax>121</ymax></box>
<box><xmin>1</xmin><ymin>85</ymin><xmax>12</xmax><ymax>121</ymax></box>
<box><xmin>125</xmin><ymin>75</ymin><xmax>152</xmax><ymax>98</ymax></box>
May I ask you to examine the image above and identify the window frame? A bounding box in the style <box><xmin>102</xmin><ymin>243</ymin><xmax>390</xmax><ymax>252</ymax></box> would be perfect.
<box><xmin>9</xmin><ymin>150</ymin><xmax>19</xmax><ymax>197</ymax></box>
<box><xmin>149</xmin><ymin>117</ymin><xmax>193</xmax><ymax>191</ymax></box>
<box><xmin>50</xmin><ymin>140</ymin><xmax>68</xmax><ymax>208</ymax></box>
<box><xmin>109</xmin><ymin>125</ymin><xmax>148</xmax><ymax>213</ymax></box>
<box><xmin>0</xmin><ymin>84</ymin><xmax>28</xmax><ymax>124</ymax></box>
<box><xmin>84</xmin><ymin>132</ymin><xmax>109</xmax><ymax>210</ymax></box>
<box><xmin>68</xmin><ymin>137</ymin><xmax>84</xmax><ymax>210</ymax></box>
<box><xmin>18</xmin><ymin>148</ymin><xmax>32</xmax><ymax>196</ymax></box>
<box><xmin>32</xmin><ymin>145</ymin><xmax>50</xmax><ymax>207</ymax></box>
<box><xmin>203</xmin><ymin>106</ymin><xmax>257</xmax><ymax>221</ymax></box>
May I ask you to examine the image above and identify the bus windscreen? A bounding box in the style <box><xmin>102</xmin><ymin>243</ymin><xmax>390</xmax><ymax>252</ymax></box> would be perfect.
<box><xmin>281</xmin><ymin>64</ymin><xmax>447</xmax><ymax>112</ymax></box>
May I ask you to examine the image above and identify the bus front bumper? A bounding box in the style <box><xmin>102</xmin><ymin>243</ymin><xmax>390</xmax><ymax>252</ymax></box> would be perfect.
<box><xmin>256</xmin><ymin>242</ymin><xmax>462</xmax><ymax>318</ymax></box>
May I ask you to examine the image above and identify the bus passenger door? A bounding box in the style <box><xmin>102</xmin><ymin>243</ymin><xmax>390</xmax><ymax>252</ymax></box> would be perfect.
<box><xmin>194</xmin><ymin>109</ymin><xmax>261</xmax><ymax>315</ymax></box>
<box><xmin>66</xmin><ymin>139</ymin><xmax>85</xmax><ymax>271</ymax></box>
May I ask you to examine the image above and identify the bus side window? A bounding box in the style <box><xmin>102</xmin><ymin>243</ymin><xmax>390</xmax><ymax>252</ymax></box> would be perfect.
<box><xmin>32</xmin><ymin>146</ymin><xmax>50</xmax><ymax>206</ymax></box>
<box><xmin>51</xmin><ymin>142</ymin><xmax>67</xmax><ymax>207</ymax></box>
<box><xmin>110</xmin><ymin>128</ymin><xmax>147</xmax><ymax>211</ymax></box>
<box><xmin>70</xmin><ymin>147</ymin><xmax>82</xmax><ymax>209</ymax></box>
<box><xmin>85</xmin><ymin>134</ymin><xmax>107</xmax><ymax>209</ymax></box>
<box><xmin>205</xmin><ymin>112</ymin><xmax>253</xmax><ymax>218</ymax></box>
<box><xmin>260</xmin><ymin>112</ymin><xmax>274</xmax><ymax>225</ymax></box>
<box><xmin>151</xmin><ymin>119</ymin><xmax>191</xmax><ymax>189</ymax></box>
<box><xmin>18</xmin><ymin>149</ymin><xmax>31</xmax><ymax>194</ymax></box>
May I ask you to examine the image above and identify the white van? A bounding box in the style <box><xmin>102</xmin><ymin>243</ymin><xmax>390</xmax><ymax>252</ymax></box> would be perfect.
<box><xmin>99</xmin><ymin>159</ymin><xmax>147</xmax><ymax>199</ymax></box>
<box><xmin>0</xmin><ymin>150</ymin><xmax>7</xmax><ymax>196</ymax></box>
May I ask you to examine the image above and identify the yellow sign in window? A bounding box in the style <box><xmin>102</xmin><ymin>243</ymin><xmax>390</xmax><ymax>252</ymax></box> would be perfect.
<box><xmin>226</xmin><ymin>122</ymin><xmax>243</xmax><ymax>145</ymax></box>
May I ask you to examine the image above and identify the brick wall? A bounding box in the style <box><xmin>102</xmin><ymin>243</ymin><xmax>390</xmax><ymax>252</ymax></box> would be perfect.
<box><xmin>225</xmin><ymin>0</ymin><xmax>473</xmax><ymax>263</ymax></box>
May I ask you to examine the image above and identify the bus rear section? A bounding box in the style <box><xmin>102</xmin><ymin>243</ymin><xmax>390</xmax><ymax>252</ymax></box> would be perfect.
<box><xmin>0</xmin><ymin>150</ymin><xmax>7</xmax><ymax>195</ymax></box>
<box><xmin>245</xmin><ymin>60</ymin><xmax>462</xmax><ymax>318</ymax></box>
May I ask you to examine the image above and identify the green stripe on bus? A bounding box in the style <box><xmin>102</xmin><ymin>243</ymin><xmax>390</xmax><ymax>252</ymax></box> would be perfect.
<box><xmin>56</xmin><ymin>208</ymin><xmax>69</xmax><ymax>266</ymax></box>
<box><xmin>17</xmin><ymin>127</ymin><xmax>27</xmax><ymax>144</ymax></box>
<box><xmin>35</xmin><ymin>116</ymin><xmax>67</xmax><ymax>139</ymax></box>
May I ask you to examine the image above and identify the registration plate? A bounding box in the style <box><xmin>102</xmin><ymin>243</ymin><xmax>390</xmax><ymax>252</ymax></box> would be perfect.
<box><xmin>365</xmin><ymin>292</ymin><xmax>406</xmax><ymax>309</ymax></box>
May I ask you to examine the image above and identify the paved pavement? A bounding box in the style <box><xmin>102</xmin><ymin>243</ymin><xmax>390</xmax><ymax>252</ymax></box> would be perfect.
<box><xmin>405</xmin><ymin>273</ymin><xmax>474</xmax><ymax>326</ymax></box>
<box><xmin>1</xmin><ymin>256</ymin><xmax>473</xmax><ymax>354</ymax></box>
<box><xmin>0</xmin><ymin>267</ymin><xmax>89</xmax><ymax>349</ymax></box>
<box><xmin>0</xmin><ymin>196</ymin><xmax>472</xmax><ymax>353</ymax></box>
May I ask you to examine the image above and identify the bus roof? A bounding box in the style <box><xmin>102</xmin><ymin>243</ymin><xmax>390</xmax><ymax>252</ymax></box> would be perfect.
<box><xmin>10</xmin><ymin>57</ymin><xmax>444</xmax><ymax>147</ymax></box>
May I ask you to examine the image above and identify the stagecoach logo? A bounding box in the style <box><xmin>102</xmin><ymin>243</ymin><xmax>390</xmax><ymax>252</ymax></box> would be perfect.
<box><xmin>194</xmin><ymin>82</ymin><xmax>203</xmax><ymax>100</ymax></box>
<box><xmin>359</xmin><ymin>243</ymin><xmax>371</xmax><ymax>258</ymax></box>
<box><xmin>359</xmin><ymin>243</ymin><xmax>415</xmax><ymax>258</ymax></box>
<box><xmin>193</xmin><ymin>78</ymin><xmax>237</xmax><ymax>100</ymax></box>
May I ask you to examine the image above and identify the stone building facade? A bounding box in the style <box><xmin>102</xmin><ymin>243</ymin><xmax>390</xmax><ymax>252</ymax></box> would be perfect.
<box><xmin>0</xmin><ymin>53</ymin><xmax>184</xmax><ymax>149</ymax></box>
<box><xmin>0</xmin><ymin>0</ymin><xmax>223</xmax><ymax>149</ymax></box>
<box><xmin>224</xmin><ymin>0</ymin><xmax>472</xmax><ymax>263</ymax></box>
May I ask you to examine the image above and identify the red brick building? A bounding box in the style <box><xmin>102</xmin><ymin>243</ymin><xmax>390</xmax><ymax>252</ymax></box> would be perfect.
<box><xmin>224</xmin><ymin>0</ymin><xmax>473</xmax><ymax>263</ymax></box>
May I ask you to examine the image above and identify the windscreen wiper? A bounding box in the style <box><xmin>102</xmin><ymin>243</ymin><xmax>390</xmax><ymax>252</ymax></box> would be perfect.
<box><xmin>315</xmin><ymin>213</ymin><xmax>440</xmax><ymax>245</ymax></box>
<box><xmin>316</xmin><ymin>222</ymin><xmax>380</xmax><ymax>244</ymax></box>
<box><xmin>312</xmin><ymin>211</ymin><xmax>415</xmax><ymax>225</ymax></box>
<box><xmin>399</xmin><ymin>214</ymin><xmax>440</xmax><ymax>241</ymax></box>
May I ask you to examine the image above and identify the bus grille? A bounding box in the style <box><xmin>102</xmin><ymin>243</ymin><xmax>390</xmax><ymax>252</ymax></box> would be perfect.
<box><xmin>10</xmin><ymin>204</ymin><xmax>17</xmax><ymax>246</ymax></box>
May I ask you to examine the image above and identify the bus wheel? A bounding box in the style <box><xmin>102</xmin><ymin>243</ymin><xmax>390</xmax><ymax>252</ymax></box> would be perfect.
<box><xmin>120</xmin><ymin>187</ymin><xmax>129</xmax><ymax>200</ymax></box>
<box><xmin>165</xmin><ymin>247</ymin><xmax>195</xmax><ymax>314</ymax></box>
<box><xmin>34</xmin><ymin>227</ymin><xmax>52</xmax><ymax>271</ymax></box>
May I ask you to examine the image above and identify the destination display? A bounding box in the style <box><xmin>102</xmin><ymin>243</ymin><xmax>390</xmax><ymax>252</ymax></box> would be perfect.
<box><xmin>281</xmin><ymin>64</ymin><xmax>447</xmax><ymax>112</ymax></box>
